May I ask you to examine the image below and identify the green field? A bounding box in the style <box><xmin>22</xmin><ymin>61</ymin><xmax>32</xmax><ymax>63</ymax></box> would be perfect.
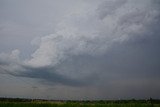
<box><xmin>0</xmin><ymin>102</ymin><xmax>160</xmax><ymax>107</ymax></box>
<box><xmin>0</xmin><ymin>98</ymin><xmax>160</xmax><ymax>107</ymax></box>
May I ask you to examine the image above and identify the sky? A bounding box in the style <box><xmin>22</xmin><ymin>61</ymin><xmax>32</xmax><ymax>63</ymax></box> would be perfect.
<box><xmin>0</xmin><ymin>0</ymin><xmax>160</xmax><ymax>100</ymax></box>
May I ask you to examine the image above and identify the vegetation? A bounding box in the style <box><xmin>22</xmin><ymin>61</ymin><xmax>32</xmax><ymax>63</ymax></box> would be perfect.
<box><xmin>0</xmin><ymin>98</ymin><xmax>160</xmax><ymax>107</ymax></box>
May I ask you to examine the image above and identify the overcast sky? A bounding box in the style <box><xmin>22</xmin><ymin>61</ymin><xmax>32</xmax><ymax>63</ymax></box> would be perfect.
<box><xmin>0</xmin><ymin>0</ymin><xmax>160</xmax><ymax>100</ymax></box>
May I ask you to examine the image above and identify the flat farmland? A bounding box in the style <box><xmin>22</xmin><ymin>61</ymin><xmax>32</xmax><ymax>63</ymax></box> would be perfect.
<box><xmin>0</xmin><ymin>98</ymin><xmax>160</xmax><ymax>107</ymax></box>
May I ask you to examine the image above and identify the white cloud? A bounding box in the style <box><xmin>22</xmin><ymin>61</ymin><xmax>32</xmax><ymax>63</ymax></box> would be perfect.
<box><xmin>0</xmin><ymin>49</ymin><xmax>20</xmax><ymax>64</ymax></box>
<box><xmin>25</xmin><ymin>0</ymin><xmax>159</xmax><ymax>68</ymax></box>
<box><xmin>0</xmin><ymin>0</ymin><xmax>160</xmax><ymax>87</ymax></box>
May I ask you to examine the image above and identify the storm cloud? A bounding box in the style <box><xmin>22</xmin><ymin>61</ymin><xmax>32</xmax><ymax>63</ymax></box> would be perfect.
<box><xmin>0</xmin><ymin>0</ymin><xmax>160</xmax><ymax>99</ymax></box>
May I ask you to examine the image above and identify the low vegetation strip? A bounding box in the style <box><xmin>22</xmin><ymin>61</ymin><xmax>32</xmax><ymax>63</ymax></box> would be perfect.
<box><xmin>0</xmin><ymin>102</ymin><xmax>160</xmax><ymax>107</ymax></box>
<box><xmin>0</xmin><ymin>98</ymin><xmax>160</xmax><ymax>107</ymax></box>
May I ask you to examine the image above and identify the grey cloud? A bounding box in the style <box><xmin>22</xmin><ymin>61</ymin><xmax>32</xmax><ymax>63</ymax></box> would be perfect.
<box><xmin>19</xmin><ymin>67</ymin><xmax>86</xmax><ymax>86</ymax></box>
<box><xmin>0</xmin><ymin>0</ymin><xmax>160</xmax><ymax>99</ymax></box>
<box><xmin>97</xmin><ymin>0</ymin><xmax>127</xmax><ymax>19</ymax></box>
<box><xmin>1</xmin><ymin>0</ymin><xmax>160</xmax><ymax>80</ymax></box>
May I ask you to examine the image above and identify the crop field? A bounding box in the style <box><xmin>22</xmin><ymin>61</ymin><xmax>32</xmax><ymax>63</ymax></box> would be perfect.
<box><xmin>0</xmin><ymin>98</ymin><xmax>160</xmax><ymax>107</ymax></box>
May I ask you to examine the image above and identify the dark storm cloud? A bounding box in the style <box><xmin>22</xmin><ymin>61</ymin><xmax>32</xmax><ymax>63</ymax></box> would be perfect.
<box><xmin>0</xmin><ymin>62</ymin><xmax>89</xmax><ymax>86</ymax></box>
<box><xmin>19</xmin><ymin>67</ymin><xmax>87</xmax><ymax>86</ymax></box>
<box><xmin>0</xmin><ymin>0</ymin><xmax>160</xmax><ymax>99</ymax></box>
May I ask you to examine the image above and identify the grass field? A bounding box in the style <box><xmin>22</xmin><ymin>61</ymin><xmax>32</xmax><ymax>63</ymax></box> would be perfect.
<box><xmin>0</xmin><ymin>98</ymin><xmax>160</xmax><ymax>107</ymax></box>
<box><xmin>0</xmin><ymin>102</ymin><xmax>160</xmax><ymax>107</ymax></box>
